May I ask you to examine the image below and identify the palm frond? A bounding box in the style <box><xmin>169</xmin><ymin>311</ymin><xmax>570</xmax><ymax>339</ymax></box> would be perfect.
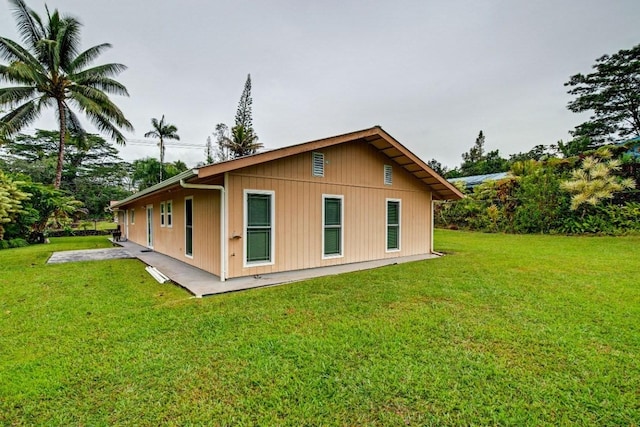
<box><xmin>63</xmin><ymin>106</ymin><xmax>87</xmax><ymax>146</ymax></box>
<box><xmin>83</xmin><ymin>109</ymin><xmax>127</xmax><ymax>145</ymax></box>
<box><xmin>69</xmin><ymin>90</ymin><xmax>133</xmax><ymax>132</ymax></box>
<box><xmin>0</xmin><ymin>60</ymin><xmax>50</xmax><ymax>88</ymax></box>
<box><xmin>72</xmin><ymin>73</ymin><xmax>130</xmax><ymax>96</ymax></box>
<box><xmin>68</xmin><ymin>84</ymin><xmax>110</xmax><ymax>105</ymax></box>
<box><xmin>9</xmin><ymin>0</ymin><xmax>44</xmax><ymax>51</ymax></box>
<box><xmin>0</xmin><ymin>37</ymin><xmax>45</xmax><ymax>73</ymax></box>
<box><xmin>0</xmin><ymin>86</ymin><xmax>39</xmax><ymax>105</ymax></box>
<box><xmin>56</xmin><ymin>16</ymin><xmax>81</xmax><ymax>70</ymax></box>
<box><xmin>69</xmin><ymin>43</ymin><xmax>112</xmax><ymax>71</ymax></box>
<box><xmin>0</xmin><ymin>100</ymin><xmax>43</xmax><ymax>135</ymax></box>
<box><xmin>146</xmin><ymin>115</ymin><xmax>180</xmax><ymax>141</ymax></box>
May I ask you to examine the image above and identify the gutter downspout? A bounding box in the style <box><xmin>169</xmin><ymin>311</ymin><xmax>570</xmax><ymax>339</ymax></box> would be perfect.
<box><xmin>430</xmin><ymin>193</ymin><xmax>434</xmax><ymax>254</ymax></box>
<box><xmin>180</xmin><ymin>180</ymin><xmax>226</xmax><ymax>282</ymax></box>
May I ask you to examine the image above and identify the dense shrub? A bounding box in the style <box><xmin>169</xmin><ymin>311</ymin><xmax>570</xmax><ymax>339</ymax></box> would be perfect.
<box><xmin>0</xmin><ymin>238</ymin><xmax>29</xmax><ymax>250</ymax></box>
<box><xmin>436</xmin><ymin>155</ymin><xmax>639</xmax><ymax>235</ymax></box>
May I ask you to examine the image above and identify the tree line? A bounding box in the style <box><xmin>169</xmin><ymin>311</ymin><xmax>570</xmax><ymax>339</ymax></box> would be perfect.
<box><xmin>0</xmin><ymin>0</ymin><xmax>263</xmax><ymax>244</ymax></box>
<box><xmin>433</xmin><ymin>43</ymin><xmax>640</xmax><ymax>235</ymax></box>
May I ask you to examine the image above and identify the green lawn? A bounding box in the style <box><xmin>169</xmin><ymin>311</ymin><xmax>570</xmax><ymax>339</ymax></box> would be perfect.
<box><xmin>1</xmin><ymin>231</ymin><xmax>638</xmax><ymax>426</ymax></box>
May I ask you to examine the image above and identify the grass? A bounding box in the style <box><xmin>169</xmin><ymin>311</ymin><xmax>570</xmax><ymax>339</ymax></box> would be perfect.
<box><xmin>1</xmin><ymin>231</ymin><xmax>638</xmax><ymax>426</ymax></box>
<box><xmin>73</xmin><ymin>220</ymin><xmax>117</xmax><ymax>231</ymax></box>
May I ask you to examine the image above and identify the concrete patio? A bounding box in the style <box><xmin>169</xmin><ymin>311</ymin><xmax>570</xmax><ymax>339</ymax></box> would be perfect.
<box><xmin>50</xmin><ymin>238</ymin><xmax>440</xmax><ymax>297</ymax></box>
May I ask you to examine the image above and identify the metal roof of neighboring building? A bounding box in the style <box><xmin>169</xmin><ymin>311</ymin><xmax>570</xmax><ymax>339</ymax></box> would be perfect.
<box><xmin>448</xmin><ymin>172</ymin><xmax>510</xmax><ymax>189</ymax></box>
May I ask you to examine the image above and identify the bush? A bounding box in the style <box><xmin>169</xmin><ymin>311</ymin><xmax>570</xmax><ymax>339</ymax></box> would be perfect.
<box><xmin>0</xmin><ymin>238</ymin><xmax>28</xmax><ymax>250</ymax></box>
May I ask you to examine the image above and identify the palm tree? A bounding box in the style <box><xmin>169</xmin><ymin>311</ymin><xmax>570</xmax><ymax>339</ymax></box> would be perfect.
<box><xmin>225</xmin><ymin>125</ymin><xmax>263</xmax><ymax>158</ymax></box>
<box><xmin>0</xmin><ymin>0</ymin><xmax>133</xmax><ymax>189</ymax></box>
<box><xmin>144</xmin><ymin>115</ymin><xmax>180</xmax><ymax>181</ymax></box>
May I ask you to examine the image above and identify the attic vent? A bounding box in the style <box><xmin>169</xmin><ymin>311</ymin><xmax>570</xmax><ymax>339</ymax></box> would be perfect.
<box><xmin>312</xmin><ymin>152</ymin><xmax>324</xmax><ymax>177</ymax></box>
<box><xmin>384</xmin><ymin>165</ymin><xmax>393</xmax><ymax>185</ymax></box>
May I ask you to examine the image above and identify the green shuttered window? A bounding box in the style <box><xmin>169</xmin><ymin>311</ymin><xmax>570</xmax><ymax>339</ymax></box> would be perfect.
<box><xmin>387</xmin><ymin>200</ymin><xmax>400</xmax><ymax>251</ymax></box>
<box><xmin>185</xmin><ymin>198</ymin><xmax>193</xmax><ymax>256</ymax></box>
<box><xmin>246</xmin><ymin>193</ymin><xmax>273</xmax><ymax>263</ymax></box>
<box><xmin>323</xmin><ymin>196</ymin><xmax>342</xmax><ymax>257</ymax></box>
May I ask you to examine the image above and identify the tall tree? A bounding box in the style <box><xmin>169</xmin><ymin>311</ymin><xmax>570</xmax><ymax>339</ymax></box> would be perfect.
<box><xmin>235</xmin><ymin>74</ymin><xmax>254</xmax><ymax>130</ymax></box>
<box><xmin>457</xmin><ymin>131</ymin><xmax>509</xmax><ymax>176</ymax></box>
<box><xmin>462</xmin><ymin>131</ymin><xmax>485</xmax><ymax>164</ymax></box>
<box><xmin>0</xmin><ymin>0</ymin><xmax>133</xmax><ymax>188</ymax></box>
<box><xmin>211</xmin><ymin>123</ymin><xmax>231</xmax><ymax>163</ymax></box>
<box><xmin>1</xmin><ymin>129</ymin><xmax>131</xmax><ymax>218</ymax></box>
<box><xmin>225</xmin><ymin>74</ymin><xmax>262</xmax><ymax>158</ymax></box>
<box><xmin>227</xmin><ymin>124</ymin><xmax>262</xmax><ymax>158</ymax></box>
<box><xmin>427</xmin><ymin>158</ymin><xmax>448</xmax><ymax>176</ymax></box>
<box><xmin>565</xmin><ymin>44</ymin><xmax>640</xmax><ymax>144</ymax></box>
<box><xmin>131</xmin><ymin>157</ymin><xmax>188</xmax><ymax>191</ymax></box>
<box><xmin>204</xmin><ymin>136</ymin><xmax>214</xmax><ymax>165</ymax></box>
<box><xmin>144</xmin><ymin>115</ymin><xmax>180</xmax><ymax>181</ymax></box>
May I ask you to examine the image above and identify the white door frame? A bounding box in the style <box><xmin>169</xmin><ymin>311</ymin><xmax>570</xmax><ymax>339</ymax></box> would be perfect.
<box><xmin>146</xmin><ymin>205</ymin><xmax>154</xmax><ymax>248</ymax></box>
<box><xmin>124</xmin><ymin>209</ymin><xmax>129</xmax><ymax>239</ymax></box>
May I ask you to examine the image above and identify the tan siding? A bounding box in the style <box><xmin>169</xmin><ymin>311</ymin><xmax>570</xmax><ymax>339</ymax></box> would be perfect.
<box><xmin>236</xmin><ymin>140</ymin><xmax>425</xmax><ymax>192</ymax></box>
<box><xmin>226</xmin><ymin>140</ymin><xmax>433</xmax><ymax>278</ymax></box>
<box><xmin>115</xmin><ymin>188</ymin><xmax>221</xmax><ymax>276</ymax></box>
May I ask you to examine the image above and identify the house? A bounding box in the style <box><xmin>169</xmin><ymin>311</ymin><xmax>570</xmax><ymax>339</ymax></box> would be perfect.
<box><xmin>111</xmin><ymin>126</ymin><xmax>463</xmax><ymax>281</ymax></box>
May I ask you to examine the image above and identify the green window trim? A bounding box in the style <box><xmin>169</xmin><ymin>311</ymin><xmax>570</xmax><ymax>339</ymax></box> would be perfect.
<box><xmin>185</xmin><ymin>198</ymin><xmax>193</xmax><ymax>257</ymax></box>
<box><xmin>245</xmin><ymin>191</ymin><xmax>274</xmax><ymax>265</ymax></box>
<box><xmin>386</xmin><ymin>199</ymin><xmax>400</xmax><ymax>251</ymax></box>
<box><xmin>323</xmin><ymin>195</ymin><xmax>343</xmax><ymax>258</ymax></box>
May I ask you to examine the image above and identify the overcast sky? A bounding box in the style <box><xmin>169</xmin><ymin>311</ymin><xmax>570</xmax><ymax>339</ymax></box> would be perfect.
<box><xmin>1</xmin><ymin>0</ymin><xmax>639</xmax><ymax>169</ymax></box>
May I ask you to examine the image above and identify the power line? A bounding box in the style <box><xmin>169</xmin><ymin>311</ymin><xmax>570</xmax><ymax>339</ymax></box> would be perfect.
<box><xmin>126</xmin><ymin>139</ymin><xmax>206</xmax><ymax>149</ymax></box>
<box><xmin>14</xmin><ymin>130</ymin><xmax>206</xmax><ymax>149</ymax></box>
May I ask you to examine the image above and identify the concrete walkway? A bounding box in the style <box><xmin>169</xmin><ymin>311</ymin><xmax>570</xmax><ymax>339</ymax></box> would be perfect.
<box><xmin>47</xmin><ymin>247</ymin><xmax>134</xmax><ymax>263</ymax></box>
<box><xmin>50</xmin><ymin>239</ymin><xmax>440</xmax><ymax>297</ymax></box>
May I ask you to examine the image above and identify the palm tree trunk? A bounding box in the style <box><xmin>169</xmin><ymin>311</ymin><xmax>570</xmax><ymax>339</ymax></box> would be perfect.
<box><xmin>54</xmin><ymin>101</ymin><xmax>66</xmax><ymax>189</ymax></box>
<box><xmin>159</xmin><ymin>136</ymin><xmax>164</xmax><ymax>182</ymax></box>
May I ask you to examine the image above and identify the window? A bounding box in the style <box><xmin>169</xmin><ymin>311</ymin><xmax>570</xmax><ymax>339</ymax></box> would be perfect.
<box><xmin>386</xmin><ymin>199</ymin><xmax>400</xmax><ymax>251</ymax></box>
<box><xmin>185</xmin><ymin>197</ymin><xmax>193</xmax><ymax>257</ymax></box>
<box><xmin>160</xmin><ymin>202</ymin><xmax>166</xmax><ymax>227</ymax></box>
<box><xmin>323</xmin><ymin>195</ymin><xmax>343</xmax><ymax>258</ymax></box>
<box><xmin>166</xmin><ymin>200</ymin><xmax>173</xmax><ymax>227</ymax></box>
<box><xmin>312</xmin><ymin>152</ymin><xmax>324</xmax><ymax>177</ymax></box>
<box><xmin>245</xmin><ymin>191</ymin><xmax>274</xmax><ymax>265</ymax></box>
<box><xmin>130</xmin><ymin>209</ymin><xmax>135</xmax><ymax>224</ymax></box>
<box><xmin>384</xmin><ymin>165</ymin><xmax>393</xmax><ymax>185</ymax></box>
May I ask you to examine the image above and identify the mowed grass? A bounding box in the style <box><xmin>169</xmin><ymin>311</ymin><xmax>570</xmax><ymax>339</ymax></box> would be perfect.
<box><xmin>1</xmin><ymin>232</ymin><xmax>638</xmax><ymax>426</ymax></box>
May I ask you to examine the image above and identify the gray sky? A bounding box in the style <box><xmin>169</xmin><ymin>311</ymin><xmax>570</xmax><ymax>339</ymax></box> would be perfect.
<box><xmin>1</xmin><ymin>0</ymin><xmax>639</xmax><ymax>169</ymax></box>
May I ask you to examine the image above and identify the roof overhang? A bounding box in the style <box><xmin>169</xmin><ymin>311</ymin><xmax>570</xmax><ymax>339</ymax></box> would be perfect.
<box><xmin>110</xmin><ymin>168</ymin><xmax>198</xmax><ymax>209</ymax></box>
<box><xmin>112</xmin><ymin>126</ymin><xmax>463</xmax><ymax>207</ymax></box>
<box><xmin>195</xmin><ymin>126</ymin><xmax>463</xmax><ymax>200</ymax></box>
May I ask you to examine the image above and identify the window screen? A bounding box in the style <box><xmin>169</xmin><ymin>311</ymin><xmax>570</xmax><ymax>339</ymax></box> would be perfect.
<box><xmin>387</xmin><ymin>200</ymin><xmax>400</xmax><ymax>250</ymax></box>
<box><xmin>247</xmin><ymin>193</ymin><xmax>272</xmax><ymax>263</ymax></box>
<box><xmin>185</xmin><ymin>198</ymin><xmax>193</xmax><ymax>256</ymax></box>
<box><xmin>324</xmin><ymin>197</ymin><xmax>342</xmax><ymax>256</ymax></box>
